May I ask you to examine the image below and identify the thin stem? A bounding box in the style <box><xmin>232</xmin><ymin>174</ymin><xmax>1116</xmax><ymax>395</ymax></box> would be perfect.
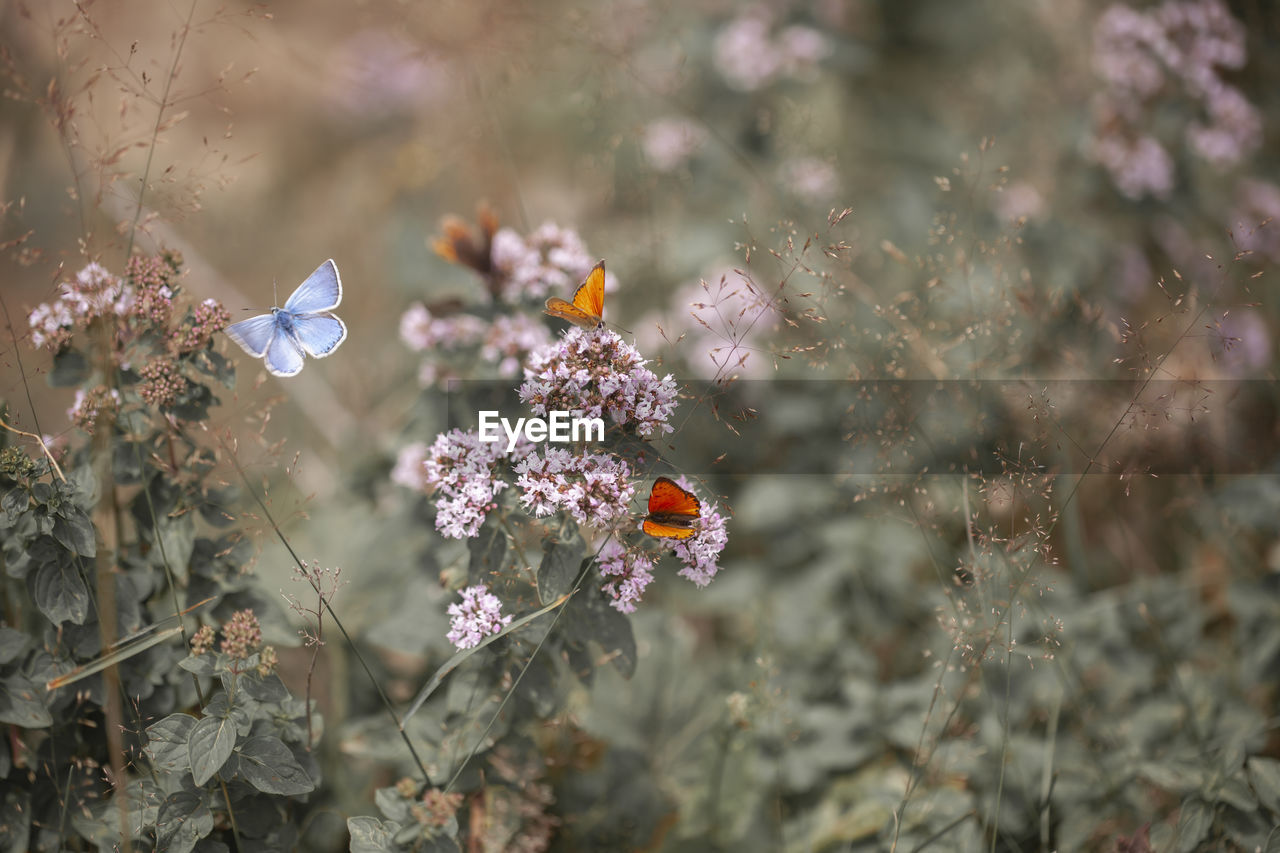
<box><xmin>216</xmin><ymin>432</ymin><xmax>433</xmax><ymax>785</ymax></box>
<box><xmin>0</xmin><ymin>291</ymin><xmax>45</xmax><ymax>440</ymax></box>
<box><xmin>443</xmin><ymin>531</ymin><xmax>616</xmax><ymax>794</ymax></box>
<box><xmin>123</xmin><ymin>0</ymin><xmax>198</xmax><ymax>259</ymax></box>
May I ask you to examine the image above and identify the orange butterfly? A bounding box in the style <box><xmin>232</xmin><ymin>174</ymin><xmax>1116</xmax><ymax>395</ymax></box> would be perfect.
<box><xmin>545</xmin><ymin>261</ymin><xmax>605</xmax><ymax>329</ymax></box>
<box><xmin>642</xmin><ymin>477</ymin><xmax>701</xmax><ymax>540</ymax></box>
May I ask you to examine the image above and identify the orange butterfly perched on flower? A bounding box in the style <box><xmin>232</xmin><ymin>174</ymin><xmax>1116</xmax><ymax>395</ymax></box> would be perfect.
<box><xmin>642</xmin><ymin>477</ymin><xmax>701</xmax><ymax>540</ymax></box>
<box><xmin>544</xmin><ymin>261</ymin><xmax>605</xmax><ymax>329</ymax></box>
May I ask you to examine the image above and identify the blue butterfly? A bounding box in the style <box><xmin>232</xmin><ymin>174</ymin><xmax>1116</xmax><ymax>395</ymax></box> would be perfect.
<box><xmin>225</xmin><ymin>259</ymin><xmax>347</xmax><ymax>377</ymax></box>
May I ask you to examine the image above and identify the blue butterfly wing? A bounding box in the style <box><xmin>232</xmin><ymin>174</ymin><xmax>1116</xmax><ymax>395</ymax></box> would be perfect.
<box><xmin>293</xmin><ymin>313</ymin><xmax>348</xmax><ymax>358</ymax></box>
<box><xmin>225</xmin><ymin>314</ymin><xmax>279</xmax><ymax>358</ymax></box>
<box><xmin>284</xmin><ymin>259</ymin><xmax>342</xmax><ymax>314</ymax></box>
<box><xmin>264</xmin><ymin>330</ymin><xmax>306</xmax><ymax>377</ymax></box>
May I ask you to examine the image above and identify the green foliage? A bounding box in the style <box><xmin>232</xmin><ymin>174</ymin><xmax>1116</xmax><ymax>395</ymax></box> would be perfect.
<box><xmin>0</xmin><ymin>254</ymin><xmax>320</xmax><ymax>851</ymax></box>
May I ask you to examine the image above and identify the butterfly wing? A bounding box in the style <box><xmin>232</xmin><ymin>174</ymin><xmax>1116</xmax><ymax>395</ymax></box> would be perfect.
<box><xmin>225</xmin><ymin>314</ymin><xmax>279</xmax><ymax>358</ymax></box>
<box><xmin>283</xmin><ymin>259</ymin><xmax>342</xmax><ymax>314</ymax></box>
<box><xmin>544</xmin><ymin>297</ymin><xmax>599</xmax><ymax>328</ymax></box>
<box><xmin>571</xmin><ymin>261</ymin><xmax>605</xmax><ymax>320</ymax></box>
<box><xmin>643</xmin><ymin>477</ymin><xmax>701</xmax><ymax>539</ymax></box>
<box><xmin>641</xmin><ymin>519</ymin><xmax>698</xmax><ymax>540</ymax></box>
<box><xmin>263</xmin><ymin>330</ymin><xmax>306</xmax><ymax>377</ymax></box>
<box><xmin>544</xmin><ymin>260</ymin><xmax>605</xmax><ymax>328</ymax></box>
<box><xmin>292</xmin><ymin>313</ymin><xmax>348</xmax><ymax>358</ymax></box>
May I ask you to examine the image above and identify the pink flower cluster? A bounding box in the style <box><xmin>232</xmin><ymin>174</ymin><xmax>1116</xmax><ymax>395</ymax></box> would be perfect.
<box><xmin>27</xmin><ymin>258</ymin><xmax>198</xmax><ymax>354</ymax></box>
<box><xmin>67</xmin><ymin>386</ymin><xmax>120</xmax><ymax>433</ymax></box>
<box><xmin>399</xmin><ymin>304</ymin><xmax>549</xmax><ymax>384</ymax></box>
<box><xmin>514</xmin><ymin>449</ymin><xmax>636</xmax><ymax>527</ymax></box>
<box><xmin>399</xmin><ymin>303</ymin><xmax>486</xmax><ymax>352</ymax></box>
<box><xmin>520</xmin><ymin>327</ymin><xmax>679</xmax><ymax>437</ymax></box>
<box><xmin>641</xmin><ymin>117</ymin><xmax>708</xmax><ymax>173</ymax></box>
<box><xmin>778</xmin><ymin>157</ymin><xmax>839</xmax><ymax>202</ymax></box>
<box><xmin>396</xmin><ymin>429</ymin><xmax>512</xmax><ymax>539</ymax></box>
<box><xmin>598</xmin><ymin>540</ymin><xmax>654</xmax><ymax>614</ymax></box>
<box><xmin>138</xmin><ymin>358</ymin><xmax>186</xmax><ymax>408</ymax></box>
<box><xmin>669</xmin><ymin>478</ymin><xmax>729</xmax><ymax>588</ymax></box>
<box><xmin>490</xmin><ymin>222</ymin><xmax>612</xmax><ymax>303</ymax></box>
<box><xmin>28</xmin><ymin>262</ymin><xmax>133</xmax><ymax>350</ymax></box>
<box><xmin>1090</xmin><ymin>0</ymin><xmax>1260</xmax><ymax>199</ymax></box>
<box><xmin>446</xmin><ymin>584</ymin><xmax>512</xmax><ymax>650</ymax></box>
<box><xmin>481</xmin><ymin>314</ymin><xmax>552</xmax><ymax>378</ymax></box>
<box><xmin>220</xmin><ymin>609</ymin><xmax>263</xmax><ymax>660</ymax></box>
<box><xmin>171</xmin><ymin>298</ymin><xmax>231</xmax><ymax>353</ymax></box>
<box><xmin>713</xmin><ymin>8</ymin><xmax>829</xmax><ymax>92</ymax></box>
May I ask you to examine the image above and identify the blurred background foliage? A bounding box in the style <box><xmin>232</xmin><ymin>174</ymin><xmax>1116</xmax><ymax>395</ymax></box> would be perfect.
<box><xmin>3</xmin><ymin>0</ymin><xmax>1280</xmax><ymax>850</ymax></box>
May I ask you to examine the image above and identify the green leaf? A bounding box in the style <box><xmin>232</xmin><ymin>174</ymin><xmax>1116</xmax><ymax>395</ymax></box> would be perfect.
<box><xmin>402</xmin><ymin>592</ymin><xmax>571</xmax><ymax>725</ymax></box>
<box><xmin>29</xmin><ymin>559</ymin><xmax>90</xmax><ymax>625</ymax></box>
<box><xmin>235</xmin><ymin>735</ymin><xmax>314</xmax><ymax>796</ymax></box>
<box><xmin>537</xmin><ymin>538</ymin><xmax>582</xmax><ymax>604</ymax></box>
<box><xmin>0</xmin><ymin>628</ymin><xmax>28</xmax><ymax>665</ymax></box>
<box><xmin>179</xmin><ymin>653</ymin><xmax>218</xmax><ymax>677</ymax></box>
<box><xmin>146</xmin><ymin>713</ymin><xmax>198</xmax><ymax>774</ymax></box>
<box><xmin>467</xmin><ymin>515</ymin><xmax>508</xmax><ymax>582</ymax></box>
<box><xmin>188</xmin><ymin>712</ymin><xmax>237</xmax><ymax>786</ymax></box>
<box><xmin>374</xmin><ymin>785</ymin><xmax>412</xmax><ymax>824</ymax></box>
<box><xmin>69</xmin><ymin>777</ymin><xmax>156</xmax><ymax>846</ymax></box>
<box><xmin>1211</xmin><ymin>774</ymin><xmax>1258</xmax><ymax>811</ymax></box>
<box><xmin>0</xmin><ymin>488</ymin><xmax>26</xmax><ymax>523</ymax></box>
<box><xmin>151</xmin><ymin>514</ymin><xmax>196</xmax><ymax>580</ymax></box>
<box><xmin>0</xmin><ymin>785</ymin><xmax>30</xmax><ymax>853</ymax></box>
<box><xmin>48</xmin><ymin>348</ymin><xmax>88</xmax><ymax>387</ymax></box>
<box><xmin>193</xmin><ymin>840</ymin><xmax>231</xmax><ymax>853</ymax></box>
<box><xmin>1247</xmin><ymin>756</ymin><xmax>1280</xmax><ymax>814</ymax></box>
<box><xmin>51</xmin><ymin>507</ymin><xmax>96</xmax><ymax>557</ymax></box>
<box><xmin>65</xmin><ymin>465</ymin><xmax>97</xmax><ymax>505</ymax></box>
<box><xmin>1174</xmin><ymin>796</ymin><xmax>1213</xmax><ymax>853</ymax></box>
<box><xmin>347</xmin><ymin>816</ymin><xmax>399</xmax><ymax>853</ymax></box>
<box><xmin>156</xmin><ymin>791</ymin><xmax>214</xmax><ymax>853</ymax></box>
<box><xmin>564</xmin><ymin>582</ymin><xmax>637</xmax><ymax>679</ymax></box>
<box><xmin>46</xmin><ymin>625</ymin><xmax>184</xmax><ymax>691</ymax></box>
<box><xmin>0</xmin><ymin>672</ymin><xmax>51</xmax><ymax>728</ymax></box>
<box><xmin>112</xmin><ymin>439</ymin><xmax>144</xmax><ymax>485</ymax></box>
<box><xmin>240</xmin><ymin>672</ymin><xmax>290</xmax><ymax>704</ymax></box>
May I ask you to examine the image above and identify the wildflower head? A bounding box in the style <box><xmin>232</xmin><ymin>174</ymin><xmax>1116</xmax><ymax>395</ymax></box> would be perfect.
<box><xmin>172</xmin><ymin>298</ymin><xmax>231</xmax><ymax>353</ymax></box>
<box><xmin>642</xmin><ymin>117</ymin><xmax>708</xmax><ymax>173</ymax></box>
<box><xmin>190</xmin><ymin>624</ymin><xmax>216</xmax><ymax>656</ymax></box>
<box><xmin>220</xmin><ymin>609</ymin><xmax>263</xmax><ymax>660</ymax></box>
<box><xmin>68</xmin><ymin>386</ymin><xmax>121</xmax><ymax>434</ymax></box>
<box><xmin>138</xmin><ymin>358</ymin><xmax>187</xmax><ymax>409</ymax></box>
<box><xmin>446</xmin><ymin>584</ymin><xmax>512</xmax><ymax>650</ymax></box>
<box><xmin>481</xmin><ymin>313</ymin><xmax>552</xmax><ymax>378</ymax></box>
<box><xmin>402</xmin><ymin>429</ymin><xmax>514</xmax><ymax>539</ymax></box>
<box><xmin>399</xmin><ymin>303</ymin><xmax>486</xmax><ymax>354</ymax></box>
<box><xmin>411</xmin><ymin>788</ymin><xmax>465</xmax><ymax>828</ymax></box>
<box><xmin>490</xmin><ymin>222</ymin><xmax>604</xmax><ymax>303</ymax></box>
<box><xmin>669</xmin><ymin>478</ymin><xmax>729</xmax><ymax>588</ymax></box>
<box><xmin>432</xmin><ymin>205</ymin><xmax>499</xmax><ymax>276</ymax></box>
<box><xmin>60</xmin><ymin>262</ymin><xmax>130</xmax><ymax>319</ymax></box>
<box><xmin>520</xmin><ymin>327</ymin><xmax>679</xmax><ymax>437</ymax></box>
<box><xmin>514</xmin><ymin>449</ymin><xmax>636</xmax><ymax>527</ymax></box>
<box><xmin>256</xmin><ymin>645</ymin><xmax>279</xmax><ymax>677</ymax></box>
<box><xmin>599</xmin><ymin>540</ymin><xmax>655</xmax><ymax>614</ymax></box>
<box><xmin>27</xmin><ymin>300</ymin><xmax>74</xmax><ymax>352</ymax></box>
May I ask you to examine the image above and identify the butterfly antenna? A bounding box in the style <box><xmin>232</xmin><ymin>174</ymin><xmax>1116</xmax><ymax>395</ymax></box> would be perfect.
<box><xmin>272</xmin><ymin>278</ymin><xmax>279</xmax><ymax>307</ymax></box>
